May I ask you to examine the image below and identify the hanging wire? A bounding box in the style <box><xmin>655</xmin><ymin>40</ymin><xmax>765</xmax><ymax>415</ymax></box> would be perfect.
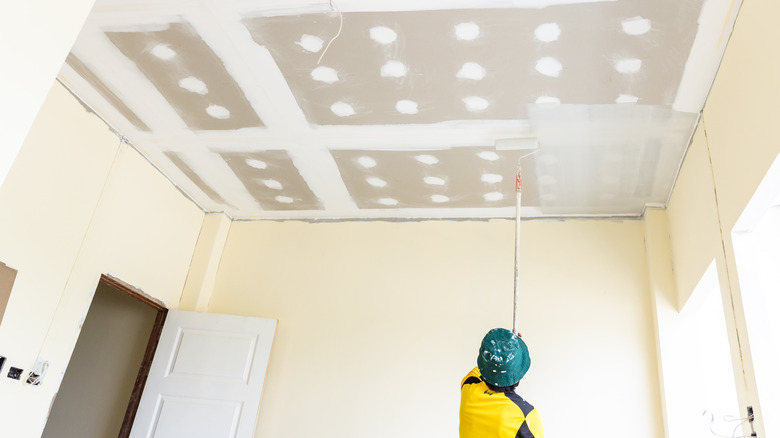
<box><xmin>317</xmin><ymin>0</ymin><xmax>344</xmax><ymax>65</ymax></box>
<box><xmin>702</xmin><ymin>410</ymin><xmax>755</xmax><ymax>438</ymax></box>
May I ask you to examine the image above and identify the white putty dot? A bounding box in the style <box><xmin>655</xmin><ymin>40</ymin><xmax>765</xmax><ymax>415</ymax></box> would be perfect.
<box><xmin>539</xmin><ymin>154</ymin><xmax>558</xmax><ymax>166</ymax></box>
<box><xmin>457</xmin><ymin>62</ymin><xmax>486</xmax><ymax>80</ymax></box>
<box><xmin>263</xmin><ymin>179</ymin><xmax>283</xmax><ymax>190</ymax></box>
<box><xmin>478</xmin><ymin>151</ymin><xmax>500</xmax><ymax>161</ymax></box>
<box><xmin>366</xmin><ymin>177</ymin><xmax>387</xmax><ymax>187</ymax></box>
<box><xmin>415</xmin><ymin>155</ymin><xmax>439</xmax><ymax>165</ymax></box>
<box><xmin>179</xmin><ymin>76</ymin><xmax>208</xmax><ymax>95</ymax></box>
<box><xmin>616</xmin><ymin>94</ymin><xmax>639</xmax><ymax>103</ymax></box>
<box><xmin>535</xmin><ymin>96</ymin><xmax>560</xmax><ymax>105</ymax></box>
<box><xmin>276</xmin><ymin>195</ymin><xmax>294</xmax><ymax>204</ymax></box>
<box><xmin>431</xmin><ymin>194</ymin><xmax>450</xmax><ymax>203</ymax></box>
<box><xmin>297</xmin><ymin>34</ymin><xmax>324</xmax><ymax>52</ymax></box>
<box><xmin>535</xmin><ymin>57</ymin><xmax>563</xmax><ymax>77</ymax></box>
<box><xmin>331</xmin><ymin>101</ymin><xmax>356</xmax><ymax>117</ymax></box>
<box><xmin>614</xmin><ymin>58</ymin><xmax>642</xmax><ymax>74</ymax></box>
<box><xmin>370</xmin><ymin>26</ymin><xmax>397</xmax><ymax>44</ymax></box>
<box><xmin>358</xmin><ymin>156</ymin><xmax>377</xmax><ymax>168</ymax></box>
<box><xmin>534</xmin><ymin>23</ymin><xmax>561</xmax><ymax>42</ymax></box>
<box><xmin>245</xmin><ymin>158</ymin><xmax>267</xmax><ymax>169</ymax></box>
<box><xmin>621</xmin><ymin>16</ymin><xmax>652</xmax><ymax>35</ymax></box>
<box><xmin>311</xmin><ymin>66</ymin><xmax>339</xmax><ymax>83</ymax></box>
<box><xmin>540</xmin><ymin>193</ymin><xmax>558</xmax><ymax>202</ymax></box>
<box><xmin>424</xmin><ymin>176</ymin><xmax>446</xmax><ymax>186</ymax></box>
<box><xmin>151</xmin><ymin>44</ymin><xmax>176</xmax><ymax>60</ymax></box>
<box><xmin>538</xmin><ymin>175</ymin><xmax>557</xmax><ymax>185</ymax></box>
<box><xmin>380</xmin><ymin>60</ymin><xmax>408</xmax><ymax>78</ymax></box>
<box><xmin>463</xmin><ymin>96</ymin><xmax>489</xmax><ymax>112</ymax></box>
<box><xmin>455</xmin><ymin>22</ymin><xmax>480</xmax><ymax>41</ymax></box>
<box><xmin>206</xmin><ymin>104</ymin><xmax>230</xmax><ymax>119</ymax></box>
<box><xmin>378</xmin><ymin>197</ymin><xmax>398</xmax><ymax>206</ymax></box>
<box><xmin>484</xmin><ymin>192</ymin><xmax>504</xmax><ymax>202</ymax></box>
<box><xmin>481</xmin><ymin>173</ymin><xmax>503</xmax><ymax>184</ymax></box>
<box><xmin>396</xmin><ymin>100</ymin><xmax>418</xmax><ymax>114</ymax></box>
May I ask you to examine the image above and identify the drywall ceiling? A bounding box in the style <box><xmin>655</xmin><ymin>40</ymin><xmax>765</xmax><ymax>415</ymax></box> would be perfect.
<box><xmin>59</xmin><ymin>0</ymin><xmax>740</xmax><ymax>220</ymax></box>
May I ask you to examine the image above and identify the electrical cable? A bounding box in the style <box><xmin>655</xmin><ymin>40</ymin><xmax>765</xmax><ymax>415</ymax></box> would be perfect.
<box><xmin>317</xmin><ymin>0</ymin><xmax>343</xmax><ymax>65</ymax></box>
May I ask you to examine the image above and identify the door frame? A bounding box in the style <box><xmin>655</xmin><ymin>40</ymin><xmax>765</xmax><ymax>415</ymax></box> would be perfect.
<box><xmin>98</xmin><ymin>274</ymin><xmax>168</xmax><ymax>438</ymax></box>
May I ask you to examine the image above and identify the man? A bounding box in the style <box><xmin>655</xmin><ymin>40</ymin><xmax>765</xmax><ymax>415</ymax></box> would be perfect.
<box><xmin>459</xmin><ymin>328</ymin><xmax>543</xmax><ymax>438</ymax></box>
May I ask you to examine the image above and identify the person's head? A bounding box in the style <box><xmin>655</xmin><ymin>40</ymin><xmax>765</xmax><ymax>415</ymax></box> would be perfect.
<box><xmin>477</xmin><ymin>328</ymin><xmax>531</xmax><ymax>392</ymax></box>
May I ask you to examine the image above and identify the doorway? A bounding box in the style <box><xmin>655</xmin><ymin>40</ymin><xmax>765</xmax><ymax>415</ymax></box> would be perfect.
<box><xmin>42</xmin><ymin>275</ymin><xmax>166</xmax><ymax>438</ymax></box>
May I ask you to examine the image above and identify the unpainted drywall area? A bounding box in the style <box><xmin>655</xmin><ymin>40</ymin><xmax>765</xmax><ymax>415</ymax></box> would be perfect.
<box><xmin>207</xmin><ymin>219</ymin><xmax>662</xmax><ymax>438</ymax></box>
<box><xmin>41</xmin><ymin>281</ymin><xmax>158</xmax><ymax>438</ymax></box>
<box><xmin>0</xmin><ymin>81</ymin><xmax>204</xmax><ymax>436</ymax></box>
<box><xmin>0</xmin><ymin>262</ymin><xmax>17</xmax><ymax>324</ymax></box>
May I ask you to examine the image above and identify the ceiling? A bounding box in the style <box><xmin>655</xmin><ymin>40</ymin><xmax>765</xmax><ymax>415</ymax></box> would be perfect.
<box><xmin>59</xmin><ymin>0</ymin><xmax>740</xmax><ymax>220</ymax></box>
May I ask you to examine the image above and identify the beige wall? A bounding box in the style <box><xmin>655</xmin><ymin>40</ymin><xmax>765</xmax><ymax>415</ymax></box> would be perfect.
<box><xmin>0</xmin><ymin>82</ymin><xmax>204</xmax><ymax>436</ymax></box>
<box><xmin>664</xmin><ymin>0</ymin><xmax>780</xmax><ymax>435</ymax></box>
<box><xmin>208</xmin><ymin>219</ymin><xmax>662</xmax><ymax>438</ymax></box>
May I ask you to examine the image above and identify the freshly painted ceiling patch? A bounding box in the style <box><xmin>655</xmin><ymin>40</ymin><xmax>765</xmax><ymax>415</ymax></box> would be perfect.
<box><xmin>534</xmin><ymin>23</ymin><xmax>561</xmax><ymax>42</ymax></box>
<box><xmin>599</xmin><ymin>193</ymin><xmax>617</xmax><ymax>201</ymax></box>
<box><xmin>481</xmin><ymin>173</ymin><xmax>503</xmax><ymax>183</ymax></box>
<box><xmin>370</xmin><ymin>26</ymin><xmax>397</xmax><ymax>44</ymax></box>
<box><xmin>395</xmin><ymin>100</ymin><xmax>418</xmax><ymax>114</ymax></box>
<box><xmin>535</xmin><ymin>57</ymin><xmax>562</xmax><ymax>77</ymax></box>
<box><xmin>457</xmin><ymin>62</ymin><xmax>486</xmax><ymax>80</ymax></box>
<box><xmin>366</xmin><ymin>177</ymin><xmax>387</xmax><ymax>187</ymax></box>
<box><xmin>477</xmin><ymin>151</ymin><xmax>500</xmax><ymax>161</ymax></box>
<box><xmin>415</xmin><ymin>154</ymin><xmax>439</xmax><ymax>165</ymax></box>
<box><xmin>621</xmin><ymin>16</ymin><xmax>652</xmax><ymax>35</ymax></box>
<box><xmin>311</xmin><ymin>66</ymin><xmax>339</xmax><ymax>83</ymax></box>
<box><xmin>150</xmin><ymin>44</ymin><xmax>176</xmax><ymax>60</ymax></box>
<box><xmin>380</xmin><ymin>61</ymin><xmax>408</xmax><ymax>78</ymax></box>
<box><xmin>178</xmin><ymin>76</ymin><xmax>208</xmax><ymax>95</ymax></box>
<box><xmin>431</xmin><ymin>194</ymin><xmax>450</xmax><ymax>203</ymax></box>
<box><xmin>358</xmin><ymin>156</ymin><xmax>377</xmax><ymax>168</ymax></box>
<box><xmin>424</xmin><ymin>176</ymin><xmax>446</xmax><ymax>185</ymax></box>
<box><xmin>206</xmin><ymin>104</ymin><xmax>230</xmax><ymax>119</ymax></box>
<box><xmin>616</xmin><ymin>94</ymin><xmax>639</xmax><ymax>103</ymax></box>
<box><xmin>614</xmin><ymin>58</ymin><xmax>642</xmax><ymax>74</ymax></box>
<box><xmin>601</xmin><ymin>175</ymin><xmax>620</xmax><ymax>184</ymax></box>
<box><xmin>276</xmin><ymin>195</ymin><xmax>294</xmax><ymax>204</ymax></box>
<box><xmin>535</xmin><ymin>96</ymin><xmax>560</xmax><ymax>104</ymax></box>
<box><xmin>245</xmin><ymin>158</ymin><xmax>267</xmax><ymax>169</ymax></box>
<box><xmin>263</xmin><ymin>179</ymin><xmax>283</xmax><ymax>190</ymax></box>
<box><xmin>330</xmin><ymin>101</ymin><xmax>356</xmax><ymax>117</ymax></box>
<box><xmin>378</xmin><ymin>197</ymin><xmax>398</xmax><ymax>206</ymax></box>
<box><xmin>538</xmin><ymin>175</ymin><xmax>557</xmax><ymax>185</ymax></box>
<box><xmin>455</xmin><ymin>22</ymin><xmax>480</xmax><ymax>41</ymax></box>
<box><xmin>297</xmin><ymin>34</ymin><xmax>324</xmax><ymax>52</ymax></box>
<box><xmin>540</xmin><ymin>193</ymin><xmax>557</xmax><ymax>202</ymax></box>
<box><xmin>463</xmin><ymin>96</ymin><xmax>489</xmax><ymax>112</ymax></box>
<box><xmin>484</xmin><ymin>192</ymin><xmax>504</xmax><ymax>202</ymax></box>
<box><xmin>539</xmin><ymin>154</ymin><xmax>558</xmax><ymax>165</ymax></box>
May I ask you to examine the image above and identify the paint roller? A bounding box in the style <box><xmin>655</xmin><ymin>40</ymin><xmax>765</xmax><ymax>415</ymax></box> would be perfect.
<box><xmin>495</xmin><ymin>138</ymin><xmax>539</xmax><ymax>334</ymax></box>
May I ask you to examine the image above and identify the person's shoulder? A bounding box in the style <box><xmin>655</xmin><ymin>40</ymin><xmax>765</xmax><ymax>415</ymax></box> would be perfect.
<box><xmin>461</xmin><ymin>367</ymin><xmax>482</xmax><ymax>387</ymax></box>
<box><xmin>504</xmin><ymin>391</ymin><xmax>535</xmax><ymax>415</ymax></box>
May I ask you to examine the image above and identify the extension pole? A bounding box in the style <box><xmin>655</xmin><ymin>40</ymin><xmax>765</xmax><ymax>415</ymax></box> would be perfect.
<box><xmin>513</xmin><ymin>165</ymin><xmax>522</xmax><ymax>334</ymax></box>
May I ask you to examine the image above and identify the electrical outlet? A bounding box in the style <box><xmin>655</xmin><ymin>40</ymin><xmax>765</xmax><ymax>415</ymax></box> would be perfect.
<box><xmin>7</xmin><ymin>367</ymin><xmax>22</xmax><ymax>380</ymax></box>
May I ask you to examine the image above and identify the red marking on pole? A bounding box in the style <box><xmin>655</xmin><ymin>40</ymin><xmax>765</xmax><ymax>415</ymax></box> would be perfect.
<box><xmin>516</xmin><ymin>168</ymin><xmax>522</xmax><ymax>193</ymax></box>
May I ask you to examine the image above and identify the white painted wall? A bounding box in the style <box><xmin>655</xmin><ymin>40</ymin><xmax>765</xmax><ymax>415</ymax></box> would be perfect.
<box><xmin>207</xmin><ymin>219</ymin><xmax>663</xmax><ymax>438</ymax></box>
<box><xmin>0</xmin><ymin>82</ymin><xmax>204</xmax><ymax>437</ymax></box>
<box><xmin>0</xmin><ymin>0</ymin><xmax>96</xmax><ymax>191</ymax></box>
<box><xmin>661</xmin><ymin>0</ymin><xmax>780</xmax><ymax>435</ymax></box>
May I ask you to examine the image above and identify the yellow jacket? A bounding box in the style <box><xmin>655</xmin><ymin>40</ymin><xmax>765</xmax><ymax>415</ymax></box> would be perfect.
<box><xmin>459</xmin><ymin>367</ymin><xmax>543</xmax><ymax>438</ymax></box>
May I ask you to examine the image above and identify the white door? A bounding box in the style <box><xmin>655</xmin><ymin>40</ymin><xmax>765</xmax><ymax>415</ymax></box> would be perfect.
<box><xmin>130</xmin><ymin>310</ymin><xmax>277</xmax><ymax>438</ymax></box>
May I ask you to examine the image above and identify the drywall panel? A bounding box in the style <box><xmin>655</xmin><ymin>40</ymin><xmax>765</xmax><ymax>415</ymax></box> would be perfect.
<box><xmin>208</xmin><ymin>219</ymin><xmax>662</xmax><ymax>438</ymax></box>
<box><xmin>0</xmin><ymin>81</ymin><xmax>204</xmax><ymax>436</ymax></box>
<box><xmin>700</xmin><ymin>0</ymin><xmax>780</xmax><ymax>232</ymax></box>
<box><xmin>666</xmin><ymin>124</ymin><xmax>723</xmax><ymax>307</ymax></box>
<box><xmin>41</xmin><ymin>282</ymin><xmax>157</xmax><ymax>438</ymax></box>
<box><xmin>0</xmin><ymin>0</ymin><xmax>96</xmax><ymax>190</ymax></box>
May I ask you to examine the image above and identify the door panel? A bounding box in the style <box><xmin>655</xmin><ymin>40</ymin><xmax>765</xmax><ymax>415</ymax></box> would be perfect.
<box><xmin>130</xmin><ymin>310</ymin><xmax>277</xmax><ymax>438</ymax></box>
